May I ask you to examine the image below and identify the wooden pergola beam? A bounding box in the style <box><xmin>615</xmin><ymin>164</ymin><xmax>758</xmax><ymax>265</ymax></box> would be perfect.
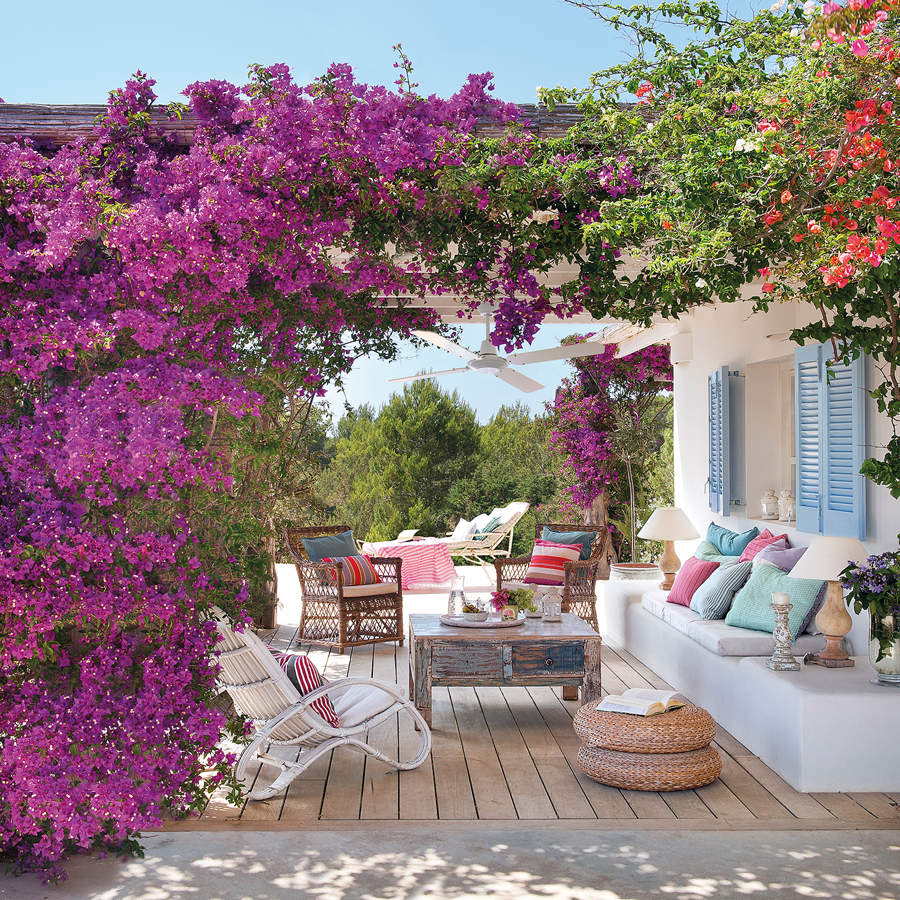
<box><xmin>0</xmin><ymin>102</ymin><xmax>589</xmax><ymax>146</ymax></box>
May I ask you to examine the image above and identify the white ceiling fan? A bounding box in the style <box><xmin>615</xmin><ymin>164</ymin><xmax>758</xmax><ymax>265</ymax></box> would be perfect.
<box><xmin>389</xmin><ymin>305</ymin><xmax>608</xmax><ymax>394</ymax></box>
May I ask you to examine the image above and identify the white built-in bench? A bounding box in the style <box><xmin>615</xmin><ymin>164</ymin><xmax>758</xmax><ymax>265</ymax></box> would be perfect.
<box><xmin>598</xmin><ymin>579</ymin><xmax>900</xmax><ymax>792</ymax></box>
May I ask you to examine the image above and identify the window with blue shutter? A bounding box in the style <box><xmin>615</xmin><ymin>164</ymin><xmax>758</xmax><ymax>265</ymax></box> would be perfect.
<box><xmin>793</xmin><ymin>343</ymin><xmax>866</xmax><ymax>539</ymax></box>
<box><xmin>708</xmin><ymin>365</ymin><xmax>730</xmax><ymax>515</ymax></box>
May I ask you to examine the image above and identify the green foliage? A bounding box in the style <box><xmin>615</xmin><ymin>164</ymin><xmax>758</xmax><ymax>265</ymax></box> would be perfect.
<box><xmin>317</xmin><ymin>390</ymin><xmax>558</xmax><ymax>554</ymax></box>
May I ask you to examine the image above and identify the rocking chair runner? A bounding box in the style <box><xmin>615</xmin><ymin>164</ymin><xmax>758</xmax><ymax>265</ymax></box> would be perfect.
<box><xmin>286</xmin><ymin>525</ymin><xmax>404</xmax><ymax>652</ymax></box>
<box><xmin>212</xmin><ymin>610</ymin><xmax>431</xmax><ymax>801</ymax></box>
<box><xmin>494</xmin><ymin>522</ymin><xmax>612</xmax><ymax>631</ymax></box>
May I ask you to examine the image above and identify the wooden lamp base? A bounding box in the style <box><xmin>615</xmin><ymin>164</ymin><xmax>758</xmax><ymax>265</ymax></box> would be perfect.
<box><xmin>805</xmin><ymin>580</ymin><xmax>855</xmax><ymax>668</ymax></box>
<box><xmin>659</xmin><ymin>540</ymin><xmax>681</xmax><ymax>591</ymax></box>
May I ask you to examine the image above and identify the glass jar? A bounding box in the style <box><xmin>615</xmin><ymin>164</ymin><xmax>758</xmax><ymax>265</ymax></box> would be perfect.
<box><xmin>870</xmin><ymin>608</ymin><xmax>900</xmax><ymax>685</ymax></box>
<box><xmin>542</xmin><ymin>593</ymin><xmax>562</xmax><ymax>622</ymax></box>
<box><xmin>447</xmin><ymin>576</ymin><xmax>466</xmax><ymax>617</ymax></box>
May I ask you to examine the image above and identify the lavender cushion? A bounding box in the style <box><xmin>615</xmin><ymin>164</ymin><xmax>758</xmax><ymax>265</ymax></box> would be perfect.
<box><xmin>755</xmin><ymin>541</ymin><xmax>806</xmax><ymax>573</ymax></box>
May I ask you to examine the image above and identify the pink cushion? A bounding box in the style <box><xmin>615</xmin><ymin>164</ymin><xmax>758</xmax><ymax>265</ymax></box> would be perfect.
<box><xmin>667</xmin><ymin>557</ymin><xmax>719</xmax><ymax>606</ymax></box>
<box><xmin>739</xmin><ymin>529</ymin><xmax>790</xmax><ymax>562</ymax></box>
<box><xmin>271</xmin><ymin>651</ymin><xmax>340</xmax><ymax>727</ymax></box>
<box><xmin>523</xmin><ymin>539</ymin><xmax>582</xmax><ymax>586</ymax></box>
<box><xmin>321</xmin><ymin>554</ymin><xmax>382</xmax><ymax>586</ymax></box>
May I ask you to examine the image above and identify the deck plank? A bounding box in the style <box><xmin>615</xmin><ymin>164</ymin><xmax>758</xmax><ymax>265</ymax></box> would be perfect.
<box><xmin>846</xmin><ymin>793</ymin><xmax>900</xmax><ymax>820</ymax></box>
<box><xmin>527</xmin><ymin>686</ymin><xmax>636</xmax><ymax>819</ymax></box>
<box><xmin>449</xmin><ymin>687</ymin><xmax>517</xmax><ymax>819</ymax></box>
<box><xmin>809</xmin><ymin>793</ymin><xmax>878</xmax><ymax>821</ymax></box>
<box><xmin>360</xmin><ymin>644</ymin><xmax>401</xmax><ymax>820</ymax></box>
<box><xmin>732</xmin><ymin>756</ymin><xmax>833</xmax><ymax>819</ymax></box>
<box><xmin>474</xmin><ymin>687</ymin><xmax>558</xmax><ymax>819</ymax></box>
<box><xmin>662</xmin><ymin>789</ymin><xmax>716</xmax><ymax>819</ymax></box>
<box><xmin>430</xmin><ymin>686</ymin><xmax>477</xmax><ymax>819</ymax></box>
<box><xmin>498</xmin><ymin>687</ymin><xmax>595</xmax><ymax>819</ymax></box>
<box><xmin>320</xmin><ymin>645</ymin><xmax>373</xmax><ymax>820</ymax></box>
<box><xmin>714</xmin><ymin>747</ymin><xmax>793</xmax><ymax>819</ymax></box>
<box><xmin>396</xmin><ymin>645</ymin><xmax>438</xmax><ymax>820</ymax></box>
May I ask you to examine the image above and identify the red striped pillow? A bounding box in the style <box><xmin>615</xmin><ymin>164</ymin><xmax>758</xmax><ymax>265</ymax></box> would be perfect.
<box><xmin>523</xmin><ymin>539</ymin><xmax>583</xmax><ymax>586</ymax></box>
<box><xmin>271</xmin><ymin>650</ymin><xmax>340</xmax><ymax>727</ymax></box>
<box><xmin>667</xmin><ymin>557</ymin><xmax>720</xmax><ymax>606</ymax></box>
<box><xmin>321</xmin><ymin>554</ymin><xmax>382</xmax><ymax>586</ymax></box>
<box><xmin>738</xmin><ymin>529</ymin><xmax>789</xmax><ymax>562</ymax></box>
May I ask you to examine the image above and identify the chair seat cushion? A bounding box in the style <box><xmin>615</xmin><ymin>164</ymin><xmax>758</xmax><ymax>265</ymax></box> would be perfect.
<box><xmin>341</xmin><ymin>581</ymin><xmax>399</xmax><ymax>598</ymax></box>
<box><xmin>331</xmin><ymin>683</ymin><xmax>398</xmax><ymax>728</ymax></box>
<box><xmin>501</xmin><ymin>580</ymin><xmax>558</xmax><ymax>599</ymax></box>
<box><xmin>271</xmin><ymin>651</ymin><xmax>340</xmax><ymax>727</ymax></box>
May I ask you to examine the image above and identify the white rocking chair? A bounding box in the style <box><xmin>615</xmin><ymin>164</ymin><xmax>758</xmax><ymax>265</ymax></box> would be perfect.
<box><xmin>212</xmin><ymin>610</ymin><xmax>432</xmax><ymax>801</ymax></box>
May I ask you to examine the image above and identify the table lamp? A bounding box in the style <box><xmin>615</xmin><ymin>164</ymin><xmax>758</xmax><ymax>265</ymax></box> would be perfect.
<box><xmin>637</xmin><ymin>507</ymin><xmax>700</xmax><ymax>590</ymax></box>
<box><xmin>790</xmin><ymin>535</ymin><xmax>868</xmax><ymax>668</ymax></box>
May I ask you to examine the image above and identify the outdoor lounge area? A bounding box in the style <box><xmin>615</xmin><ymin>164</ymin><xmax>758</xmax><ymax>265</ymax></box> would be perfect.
<box><xmin>188</xmin><ymin>569</ymin><xmax>900</xmax><ymax>830</ymax></box>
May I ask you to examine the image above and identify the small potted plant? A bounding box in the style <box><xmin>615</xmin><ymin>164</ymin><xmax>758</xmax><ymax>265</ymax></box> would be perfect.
<box><xmin>841</xmin><ymin>550</ymin><xmax>900</xmax><ymax>685</ymax></box>
<box><xmin>489</xmin><ymin>587</ymin><xmax>537</xmax><ymax>619</ymax></box>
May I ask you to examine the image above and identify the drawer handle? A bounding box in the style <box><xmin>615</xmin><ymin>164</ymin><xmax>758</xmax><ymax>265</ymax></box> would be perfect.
<box><xmin>545</xmin><ymin>657</ymin><xmax>554</xmax><ymax>668</ymax></box>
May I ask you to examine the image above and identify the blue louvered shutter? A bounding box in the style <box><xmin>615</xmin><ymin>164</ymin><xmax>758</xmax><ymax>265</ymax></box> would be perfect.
<box><xmin>822</xmin><ymin>350</ymin><xmax>866</xmax><ymax>539</ymax></box>
<box><xmin>708</xmin><ymin>366</ymin><xmax>730</xmax><ymax>515</ymax></box>
<box><xmin>794</xmin><ymin>344</ymin><xmax>866</xmax><ymax>539</ymax></box>
<box><xmin>794</xmin><ymin>344</ymin><xmax>822</xmax><ymax>534</ymax></box>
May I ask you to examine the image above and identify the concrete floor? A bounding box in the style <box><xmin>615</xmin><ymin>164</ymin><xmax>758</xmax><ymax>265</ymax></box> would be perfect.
<box><xmin>5</xmin><ymin>828</ymin><xmax>899</xmax><ymax>900</ymax></box>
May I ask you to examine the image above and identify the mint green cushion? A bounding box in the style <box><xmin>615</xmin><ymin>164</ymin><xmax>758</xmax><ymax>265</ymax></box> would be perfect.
<box><xmin>302</xmin><ymin>530</ymin><xmax>357</xmax><ymax>562</ymax></box>
<box><xmin>694</xmin><ymin>540</ymin><xmax>740</xmax><ymax>567</ymax></box>
<box><xmin>541</xmin><ymin>527</ymin><xmax>596</xmax><ymax>561</ymax></box>
<box><xmin>707</xmin><ymin>523</ymin><xmax>759</xmax><ymax>556</ymax></box>
<box><xmin>725</xmin><ymin>562</ymin><xmax>826</xmax><ymax>639</ymax></box>
<box><xmin>475</xmin><ymin>515</ymin><xmax>502</xmax><ymax>539</ymax></box>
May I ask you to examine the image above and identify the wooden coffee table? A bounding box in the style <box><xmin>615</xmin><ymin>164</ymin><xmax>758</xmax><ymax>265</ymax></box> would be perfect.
<box><xmin>408</xmin><ymin>613</ymin><xmax>601</xmax><ymax>727</ymax></box>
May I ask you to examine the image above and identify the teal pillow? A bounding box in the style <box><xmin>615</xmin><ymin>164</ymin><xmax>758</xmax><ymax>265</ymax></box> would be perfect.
<box><xmin>475</xmin><ymin>516</ymin><xmax>502</xmax><ymax>539</ymax></box>
<box><xmin>302</xmin><ymin>530</ymin><xmax>357</xmax><ymax>562</ymax></box>
<box><xmin>707</xmin><ymin>523</ymin><xmax>759</xmax><ymax>557</ymax></box>
<box><xmin>542</xmin><ymin>527</ymin><xmax>596</xmax><ymax>561</ymax></box>
<box><xmin>725</xmin><ymin>563</ymin><xmax>826</xmax><ymax>639</ymax></box>
<box><xmin>694</xmin><ymin>540</ymin><xmax>740</xmax><ymax>566</ymax></box>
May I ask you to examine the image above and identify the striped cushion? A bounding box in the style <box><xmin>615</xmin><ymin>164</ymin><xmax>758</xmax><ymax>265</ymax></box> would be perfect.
<box><xmin>666</xmin><ymin>557</ymin><xmax>719</xmax><ymax>607</ymax></box>
<box><xmin>523</xmin><ymin>539</ymin><xmax>582</xmax><ymax>586</ymax></box>
<box><xmin>690</xmin><ymin>560</ymin><xmax>752</xmax><ymax>619</ymax></box>
<box><xmin>321</xmin><ymin>554</ymin><xmax>382</xmax><ymax>586</ymax></box>
<box><xmin>738</xmin><ymin>529</ymin><xmax>790</xmax><ymax>562</ymax></box>
<box><xmin>271</xmin><ymin>651</ymin><xmax>340</xmax><ymax>727</ymax></box>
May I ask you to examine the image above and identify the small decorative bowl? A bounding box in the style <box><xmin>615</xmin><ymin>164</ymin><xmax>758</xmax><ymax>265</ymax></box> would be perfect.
<box><xmin>461</xmin><ymin>611</ymin><xmax>488</xmax><ymax>622</ymax></box>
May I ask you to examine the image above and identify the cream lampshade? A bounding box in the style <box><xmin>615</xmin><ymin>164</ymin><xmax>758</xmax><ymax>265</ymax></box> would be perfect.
<box><xmin>790</xmin><ymin>535</ymin><xmax>868</xmax><ymax>668</ymax></box>
<box><xmin>637</xmin><ymin>507</ymin><xmax>700</xmax><ymax>590</ymax></box>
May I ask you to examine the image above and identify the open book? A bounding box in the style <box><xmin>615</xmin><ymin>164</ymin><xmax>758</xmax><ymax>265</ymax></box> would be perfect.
<box><xmin>596</xmin><ymin>688</ymin><xmax>685</xmax><ymax>717</ymax></box>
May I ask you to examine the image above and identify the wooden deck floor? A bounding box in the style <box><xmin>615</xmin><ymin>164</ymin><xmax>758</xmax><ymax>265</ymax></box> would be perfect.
<box><xmin>182</xmin><ymin>623</ymin><xmax>900</xmax><ymax>831</ymax></box>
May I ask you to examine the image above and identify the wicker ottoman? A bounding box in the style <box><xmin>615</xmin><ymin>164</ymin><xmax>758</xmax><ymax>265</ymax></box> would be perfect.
<box><xmin>573</xmin><ymin>702</ymin><xmax>721</xmax><ymax>791</ymax></box>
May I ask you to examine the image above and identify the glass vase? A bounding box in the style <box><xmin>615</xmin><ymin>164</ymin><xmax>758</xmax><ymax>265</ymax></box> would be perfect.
<box><xmin>869</xmin><ymin>608</ymin><xmax>900</xmax><ymax>685</ymax></box>
<box><xmin>447</xmin><ymin>576</ymin><xmax>466</xmax><ymax>617</ymax></box>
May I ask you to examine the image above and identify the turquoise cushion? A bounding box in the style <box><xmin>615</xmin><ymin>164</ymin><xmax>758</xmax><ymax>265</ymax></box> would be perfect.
<box><xmin>302</xmin><ymin>530</ymin><xmax>357</xmax><ymax>562</ymax></box>
<box><xmin>694</xmin><ymin>540</ymin><xmax>740</xmax><ymax>567</ymax></box>
<box><xmin>475</xmin><ymin>515</ymin><xmax>503</xmax><ymax>539</ymax></box>
<box><xmin>707</xmin><ymin>523</ymin><xmax>759</xmax><ymax>556</ymax></box>
<box><xmin>725</xmin><ymin>562</ymin><xmax>826</xmax><ymax>639</ymax></box>
<box><xmin>690</xmin><ymin>561</ymin><xmax>752</xmax><ymax>619</ymax></box>
<box><xmin>541</xmin><ymin>527</ymin><xmax>596</xmax><ymax>561</ymax></box>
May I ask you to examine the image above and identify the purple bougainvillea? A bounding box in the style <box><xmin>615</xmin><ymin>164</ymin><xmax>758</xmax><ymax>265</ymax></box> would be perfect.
<box><xmin>0</xmin><ymin>62</ymin><xmax>638</xmax><ymax>875</ymax></box>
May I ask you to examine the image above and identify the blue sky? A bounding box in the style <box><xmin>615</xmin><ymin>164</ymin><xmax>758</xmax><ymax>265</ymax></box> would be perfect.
<box><xmin>1</xmin><ymin>0</ymin><xmax>751</xmax><ymax>422</ymax></box>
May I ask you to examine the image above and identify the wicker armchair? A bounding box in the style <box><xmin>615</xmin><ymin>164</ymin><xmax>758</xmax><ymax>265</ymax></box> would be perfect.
<box><xmin>286</xmin><ymin>525</ymin><xmax>404</xmax><ymax>653</ymax></box>
<box><xmin>493</xmin><ymin>522</ymin><xmax>612</xmax><ymax>631</ymax></box>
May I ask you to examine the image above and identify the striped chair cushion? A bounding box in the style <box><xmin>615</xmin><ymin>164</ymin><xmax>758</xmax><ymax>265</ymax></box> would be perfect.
<box><xmin>321</xmin><ymin>554</ymin><xmax>382</xmax><ymax>586</ymax></box>
<box><xmin>523</xmin><ymin>539</ymin><xmax>583</xmax><ymax>586</ymax></box>
<box><xmin>271</xmin><ymin>651</ymin><xmax>340</xmax><ymax>728</ymax></box>
<box><xmin>690</xmin><ymin>560</ymin><xmax>752</xmax><ymax>619</ymax></box>
<box><xmin>738</xmin><ymin>529</ymin><xmax>790</xmax><ymax>562</ymax></box>
<box><xmin>666</xmin><ymin>557</ymin><xmax>719</xmax><ymax>607</ymax></box>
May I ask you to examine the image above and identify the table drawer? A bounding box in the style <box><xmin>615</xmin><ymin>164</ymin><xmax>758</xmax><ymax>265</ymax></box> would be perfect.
<box><xmin>431</xmin><ymin>641</ymin><xmax>503</xmax><ymax>680</ymax></box>
<box><xmin>504</xmin><ymin>641</ymin><xmax>584</xmax><ymax>678</ymax></box>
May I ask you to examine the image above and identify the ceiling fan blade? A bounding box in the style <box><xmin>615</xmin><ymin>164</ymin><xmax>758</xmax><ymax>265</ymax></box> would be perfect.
<box><xmin>494</xmin><ymin>368</ymin><xmax>544</xmax><ymax>393</ymax></box>
<box><xmin>411</xmin><ymin>330</ymin><xmax>476</xmax><ymax>360</ymax></box>
<box><xmin>506</xmin><ymin>341</ymin><xmax>607</xmax><ymax>366</ymax></box>
<box><xmin>388</xmin><ymin>367</ymin><xmax>470</xmax><ymax>385</ymax></box>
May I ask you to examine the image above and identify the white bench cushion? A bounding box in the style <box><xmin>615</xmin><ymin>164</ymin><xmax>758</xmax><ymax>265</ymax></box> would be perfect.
<box><xmin>641</xmin><ymin>590</ymin><xmax>824</xmax><ymax>657</ymax></box>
